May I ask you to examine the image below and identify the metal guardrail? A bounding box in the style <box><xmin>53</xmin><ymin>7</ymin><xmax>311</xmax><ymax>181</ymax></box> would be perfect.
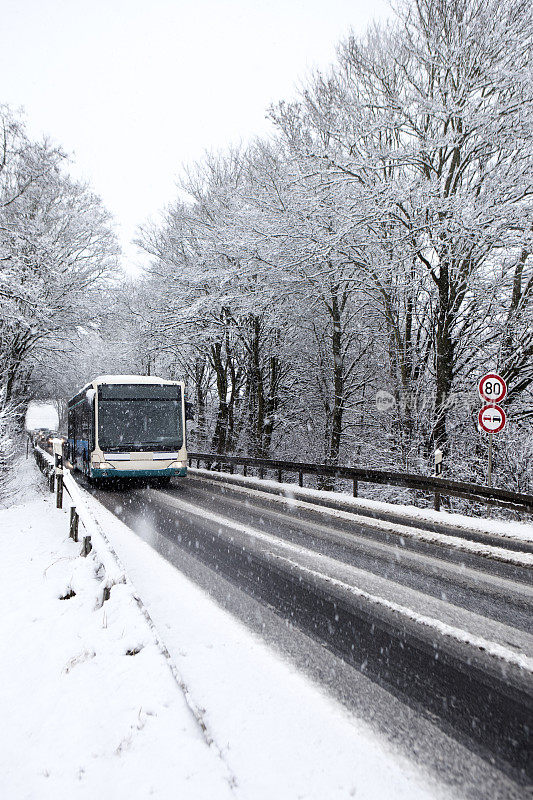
<box><xmin>188</xmin><ymin>452</ymin><xmax>533</xmax><ymax>514</ymax></box>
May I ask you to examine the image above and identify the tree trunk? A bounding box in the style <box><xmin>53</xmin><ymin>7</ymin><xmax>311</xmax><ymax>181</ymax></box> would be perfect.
<box><xmin>318</xmin><ymin>289</ymin><xmax>344</xmax><ymax>490</ymax></box>
<box><xmin>432</xmin><ymin>266</ymin><xmax>454</xmax><ymax>453</ymax></box>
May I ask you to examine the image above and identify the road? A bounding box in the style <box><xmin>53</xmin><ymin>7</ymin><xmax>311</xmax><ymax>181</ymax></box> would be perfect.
<box><xmin>80</xmin><ymin>469</ymin><xmax>533</xmax><ymax>794</ymax></box>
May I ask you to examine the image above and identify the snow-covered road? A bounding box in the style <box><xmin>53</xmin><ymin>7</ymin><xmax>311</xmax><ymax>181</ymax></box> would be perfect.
<box><xmin>3</xmin><ymin>456</ymin><xmax>531</xmax><ymax>799</ymax></box>
<box><xmin>85</xmin><ymin>469</ymin><xmax>531</xmax><ymax>797</ymax></box>
<box><xmin>1</xmin><ymin>457</ymin><xmax>458</xmax><ymax>800</ymax></box>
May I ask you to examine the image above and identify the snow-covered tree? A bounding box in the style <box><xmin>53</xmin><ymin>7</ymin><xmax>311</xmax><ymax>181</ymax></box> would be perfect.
<box><xmin>0</xmin><ymin>106</ymin><xmax>120</xmax><ymax>419</ymax></box>
<box><xmin>136</xmin><ymin>0</ymin><xmax>532</xmax><ymax>490</ymax></box>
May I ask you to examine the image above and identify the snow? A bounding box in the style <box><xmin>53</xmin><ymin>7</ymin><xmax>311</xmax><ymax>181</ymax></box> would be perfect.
<box><xmin>189</xmin><ymin>467</ymin><xmax>533</xmax><ymax>546</ymax></box>
<box><xmin>63</xmin><ymin>469</ymin><xmax>126</xmax><ymax>597</ymax></box>
<box><xmin>91</xmin><ymin>374</ymin><xmax>184</xmax><ymax>386</ymax></box>
<box><xmin>25</xmin><ymin>402</ymin><xmax>59</xmax><ymax>432</ymax></box>
<box><xmin>68</xmin><ymin>375</ymin><xmax>185</xmax><ymax>401</ymax></box>
<box><xmin>0</xmin><ymin>457</ymin><xmax>452</xmax><ymax>799</ymax></box>
<box><xmin>0</xmin><ymin>460</ymin><xmax>234</xmax><ymax>800</ymax></box>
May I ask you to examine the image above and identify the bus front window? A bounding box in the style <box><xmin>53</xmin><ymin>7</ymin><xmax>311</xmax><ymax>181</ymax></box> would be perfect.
<box><xmin>98</xmin><ymin>398</ymin><xmax>183</xmax><ymax>451</ymax></box>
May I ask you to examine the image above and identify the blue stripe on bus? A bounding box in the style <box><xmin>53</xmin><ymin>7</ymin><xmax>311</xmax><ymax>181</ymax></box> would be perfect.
<box><xmin>91</xmin><ymin>467</ymin><xmax>187</xmax><ymax>478</ymax></box>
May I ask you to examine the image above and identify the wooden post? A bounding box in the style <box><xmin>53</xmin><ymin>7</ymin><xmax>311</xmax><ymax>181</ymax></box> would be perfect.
<box><xmin>277</xmin><ymin>469</ymin><xmax>282</xmax><ymax>482</ymax></box>
<box><xmin>298</xmin><ymin>471</ymin><xmax>303</xmax><ymax>487</ymax></box>
<box><xmin>56</xmin><ymin>474</ymin><xmax>63</xmax><ymax>509</ymax></box>
<box><xmin>69</xmin><ymin>507</ymin><xmax>79</xmax><ymax>542</ymax></box>
<box><xmin>49</xmin><ymin>472</ymin><xmax>55</xmax><ymax>492</ymax></box>
<box><xmin>353</xmin><ymin>479</ymin><xmax>358</xmax><ymax>498</ymax></box>
<box><xmin>53</xmin><ymin>438</ymin><xmax>64</xmax><ymax>508</ymax></box>
<box><xmin>243</xmin><ymin>465</ymin><xmax>247</xmax><ymax>477</ymax></box>
<box><xmin>259</xmin><ymin>466</ymin><xmax>264</xmax><ymax>480</ymax></box>
<box><xmin>434</xmin><ymin>491</ymin><xmax>441</xmax><ymax>512</ymax></box>
<box><xmin>81</xmin><ymin>535</ymin><xmax>92</xmax><ymax>557</ymax></box>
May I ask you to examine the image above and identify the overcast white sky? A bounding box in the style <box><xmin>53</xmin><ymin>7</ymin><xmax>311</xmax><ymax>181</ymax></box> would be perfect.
<box><xmin>3</xmin><ymin>0</ymin><xmax>390</xmax><ymax>272</ymax></box>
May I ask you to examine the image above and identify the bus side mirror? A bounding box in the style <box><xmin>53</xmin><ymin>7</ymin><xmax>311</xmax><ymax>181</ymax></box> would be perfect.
<box><xmin>185</xmin><ymin>400</ymin><xmax>195</xmax><ymax>421</ymax></box>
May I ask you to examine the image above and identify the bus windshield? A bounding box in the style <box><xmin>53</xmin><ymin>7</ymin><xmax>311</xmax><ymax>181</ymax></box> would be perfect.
<box><xmin>97</xmin><ymin>385</ymin><xmax>183</xmax><ymax>451</ymax></box>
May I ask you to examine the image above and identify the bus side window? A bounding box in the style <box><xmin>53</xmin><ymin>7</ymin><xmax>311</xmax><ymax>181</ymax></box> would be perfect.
<box><xmin>67</xmin><ymin>409</ymin><xmax>73</xmax><ymax>461</ymax></box>
<box><xmin>82</xmin><ymin>403</ymin><xmax>89</xmax><ymax>441</ymax></box>
<box><xmin>89</xmin><ymin>404</ymin><xmax>95</xmax><ymax>451</ymax></box>
<box><xmin>75</xmin><ymin>405</ymin><xmax>82</xmax><ymax>451</ymax></box>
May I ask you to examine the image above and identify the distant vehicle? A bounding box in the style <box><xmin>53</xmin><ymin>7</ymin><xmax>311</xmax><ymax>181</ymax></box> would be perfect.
<box><xmin>67</xmin><ymin>375</ymin><xmax>190</xmax><ymax>484</ymax></box>
<box><xmin>33</xmin><ymin>428</ymin><xmax>57</xmax><ymax>449</ymax></box>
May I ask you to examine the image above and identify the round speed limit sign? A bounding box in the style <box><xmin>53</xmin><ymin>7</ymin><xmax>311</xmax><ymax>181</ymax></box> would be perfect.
<box><xmin>478</xmin><ymin>373</ymin><xmax>507</xmax><ymax>404</ymax></box>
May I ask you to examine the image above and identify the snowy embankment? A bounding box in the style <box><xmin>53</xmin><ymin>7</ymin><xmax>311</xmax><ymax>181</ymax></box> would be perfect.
<box><xmin>0</xmin><ymin>458</ymin><xmax>234</xmax><ymax>800</ymax></box>
<box><xmin>0</xmin><ymin>457</ymin><xmax>451</xmax><ymax>800</ymax></box>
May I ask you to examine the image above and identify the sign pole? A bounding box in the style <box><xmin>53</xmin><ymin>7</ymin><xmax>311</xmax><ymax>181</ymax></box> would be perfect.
<box><xmin>488</xmin><ymin>432</ymin><xmax>493</xmax><ymax>488</ymax></box>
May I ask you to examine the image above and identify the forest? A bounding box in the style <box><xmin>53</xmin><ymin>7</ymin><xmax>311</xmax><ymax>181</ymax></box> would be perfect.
<box><xmin>1</xmin><ymin>0</ymin><xmax>531</xmax><ymax>500</ymax></box>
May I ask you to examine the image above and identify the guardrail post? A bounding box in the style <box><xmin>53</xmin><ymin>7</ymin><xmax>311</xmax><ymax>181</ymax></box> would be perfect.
<box><xmin>81</xmin><ymin>535</ymin><xmax>92</xmax><ymax>557</ymax></box>
<box><xmin>229</xmin><ymin>463</ymin><xmax>234</xmax><ymax>474</ymax></box>
<box><xmin>277</xmin><ymin>469</ymin><xmax>282</xmax><ymax>482</ymax></box>
<box><xmin>69</xmin><ymin>507</ymin><xmax>79</xmax><ymax>542</ymax></box>
<box><xmin>53</xmin><ymin>438</ymin><xmax>64</xmax><ymax>509</ymax></box>
<box><xmin>48</xmin><ymin>471</ymin><xmax>55</xmax><ymax>492</ymax></box>
<box><xmin>353</xmin><ymin>479</ymin><xmax>358</xmax><ymax>498</ymax></box>
<box><xmin>434</xmin><ymin>491</ymin><xmax>441</xmax><ymax>512</ymax></box>
<box><xmin>298</xmin><ymin>471</ymin><xmax>303</xmax><ymax>487</ymax></box>
<box><xmin>56</xmin><ymin>474</ymin><xmax>63</xmax><ymax>509</ymax></box>
<box><xmin>243</xmin><ymin>465</ymin><xmax>247</xmax><ymax>477</ymax></box>
<box><xmin>259</xmin><ymin>466</ymin><xmax>264</xmax><ymax>480</ymax></box>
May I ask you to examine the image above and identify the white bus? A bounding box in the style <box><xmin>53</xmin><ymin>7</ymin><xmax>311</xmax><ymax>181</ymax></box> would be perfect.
<box><xmin>67</xmin><ymin>375</ymin><xmax>189</xmax><ymax>483</ymax></box>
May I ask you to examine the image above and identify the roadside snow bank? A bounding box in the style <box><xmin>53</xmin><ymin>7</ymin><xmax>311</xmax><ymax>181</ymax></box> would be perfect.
<box><xmin>0</xmin><ymin>461</ymin><xmax>234</xmax><ymax>800</ymax></box>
